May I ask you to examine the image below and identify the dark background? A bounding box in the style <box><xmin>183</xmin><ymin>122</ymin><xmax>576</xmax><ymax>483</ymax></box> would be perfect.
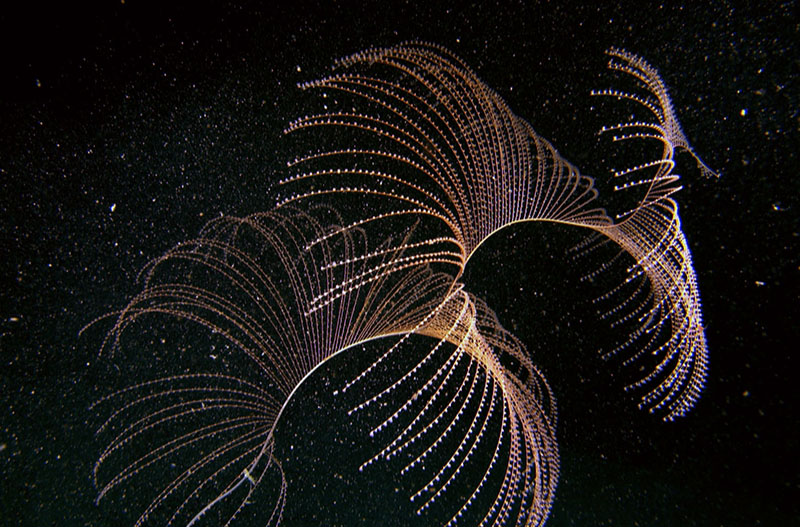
<box><xmin>1</xmin><ymin>1</ymin><xmax>797</xmax><ymax>526</ymax></box>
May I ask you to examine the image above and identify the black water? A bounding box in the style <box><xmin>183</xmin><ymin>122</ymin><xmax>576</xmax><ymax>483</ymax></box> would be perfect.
<box><xmin>2</xmin><ymin>1</ymin><xmax>797</xmax><ymax>526</ymax></box>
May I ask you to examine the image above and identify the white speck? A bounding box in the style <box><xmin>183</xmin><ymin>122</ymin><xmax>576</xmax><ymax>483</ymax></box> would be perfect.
<box><xmin>110</xmin><ymin>203</ymin><xmax>116</xmax><ymax>212</ymax></box>
<box><xmin>296</xmin><ymin>65</ymin><xmax>302</xmax><ymax>72</ymax></box>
